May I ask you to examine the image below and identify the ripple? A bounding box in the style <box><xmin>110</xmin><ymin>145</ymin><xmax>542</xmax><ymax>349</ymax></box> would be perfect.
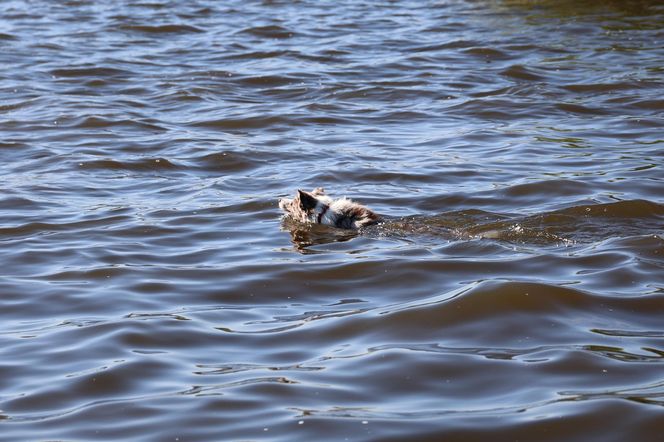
<box><xmin>465</xmin><ymin>199</ymin><xmax>664</xmax><ymax>244</ymax></box>
<box><xmin>190</xmin><ymin>151</ymin><xmax>257</xmax><ymax>173</ymax></box>
<box><xmin>79</xmin><ymin>157</ymin><xmax>179</xmax><ymax>172</ymax></box>
<box><xmin>239</xmin><ymin>24</ymin><xmax>295</xmax><ymax>39</ymax></box>
<box><xmin>591</xmin><ymin>329</ymin><xmax>664</xmax><ymax>338</ymax></box>
<box><xmin>236</xmin><ymin>74</ymin><xmax>299</xmax><ymax>87</ymax></box>
<box><xmin>501</xmin><ymin>64</ymin><xmax>546</xmax><ymax>81</ymax></box>
<box><xmin>463</xmin><ymin>46</ymin><xmax>512</xmax><ymax>60</ymax></box>
<box><xmin>409</xmin><ymin>39</ymin><xmax>478</xmax><ymax>52</ymax></box>
<box><xmin>562</xmin><ymin>81</ymin><xmax>646</xmax><ymax>93</ymax></box>
<box><xmin>190</xmin><ymin>115</ymin><xmax>289</xmax><ymax>130</ymax></box>
<box><xmin>0</xmin><ymin>98</ymin><xmax>38</xmax><ymax>112</ymax></box>
<box><xmin>118</xmin><ymin>24</ymin><xmax>204</xmax><ymax>34</ymax></box>
<box><xmin>222</xmin><ymin>49</ymin><xmax>290</xmax><ymax>60</ymax></box>
<box><xmin>50</xmin><ymin>67</ymin><xmax>131</xmax><ymax>78</ymax></box>
<box><xmin>556</xmin><ymin>102</ymin><xmax>611</xmax><ymax>115</ymax></box>
<box><xmin>0</xmin><ymin>196</ymin><xmax>46</xmax><ymax>211</ymax></box>
<box><xmin>0</xmin><ymin>215</ymin><xmax>130</xmax><ymax>240</ymax></box>
<box><xmin>554</xmin><ymin>199</ymin><xmax>664</xmax><ymax>218</ymax></box>
<box><xmin>71</xmin><ymin>116</ymin><xmax>166</xmax><ymax>131</ymax></box>
<box><xmin>582</xmin><ymin>345</ymin><xmax>664</xmax><ymax>363</ymax></box>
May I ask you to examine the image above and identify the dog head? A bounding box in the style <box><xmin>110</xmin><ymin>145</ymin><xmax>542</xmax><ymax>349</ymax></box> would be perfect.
<box><xmin>279</xmin><ymin>188</ymin><xmax>328</xmax><ymax>224</ymax></box>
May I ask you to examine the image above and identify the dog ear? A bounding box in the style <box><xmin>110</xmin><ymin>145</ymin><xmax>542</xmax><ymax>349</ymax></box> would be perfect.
<box><xmin>297</xmin><ymin>189</ymin><xmax>318</xmax><ymax>211</ymax></box>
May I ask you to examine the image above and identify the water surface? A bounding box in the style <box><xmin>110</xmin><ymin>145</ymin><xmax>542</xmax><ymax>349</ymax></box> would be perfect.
<box><xmin>1</xmin><ymin>0</ymin><xmax>663</xmax><ymax>440</ymax></box>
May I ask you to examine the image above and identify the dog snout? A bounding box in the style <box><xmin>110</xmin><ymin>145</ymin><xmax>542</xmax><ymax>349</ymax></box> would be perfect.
<box><xmin>278</xmin><ymin>198</ymin><xmax>291</xmax><ymax>211</ymax></box>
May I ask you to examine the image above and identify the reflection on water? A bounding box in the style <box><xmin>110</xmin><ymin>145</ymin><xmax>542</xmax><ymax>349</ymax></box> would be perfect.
<box><xmin>1</xmin><ymin>0</ymin><xmax>663</xmax><ymax>440</ymax></box>
<box><xmin>281</xmin><ymin>218</ymin><xmax>360</xmax><ymax>253</ymax></box>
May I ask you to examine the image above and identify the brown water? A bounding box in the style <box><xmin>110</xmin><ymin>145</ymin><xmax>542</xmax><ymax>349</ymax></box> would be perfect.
<box><xmin>2</xmin><ymin>0</ymin><xmax>664</xmax><ymax>440</ymax></box>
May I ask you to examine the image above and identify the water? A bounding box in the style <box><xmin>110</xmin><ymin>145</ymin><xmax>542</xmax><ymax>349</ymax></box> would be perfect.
<box><xmin>1</xmin><ymin>0</ymin><xmax>663</xmax><ymax>440</ymax></box>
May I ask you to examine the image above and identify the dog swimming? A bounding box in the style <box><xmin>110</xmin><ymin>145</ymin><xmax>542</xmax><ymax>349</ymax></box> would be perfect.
<box><xmin>279</xmin><ymin>188</ymin><xmax>380</xmax><ymax>229</ymax></box>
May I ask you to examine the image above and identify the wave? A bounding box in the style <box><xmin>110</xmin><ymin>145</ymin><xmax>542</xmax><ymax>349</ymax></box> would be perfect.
<box><xmin>468</xmin><ymin>199</ymin><xmax>664</xmax><ymax>243</ymax></box>
<box><xmin>238</xmin><ymin>24</ymin><xmax>295</xmax><ymax>39</ymax></box>
<box><xmin>118</xmin><ymin>24</ymin><xmax>204</xmax><ymax>34</ymax></box>
<box><xmin>50</xmin><ymin>67</ymin><xmax>130</xmax><ymax>78</ymax></box>
<box><xmin>79</xmin><ymin>158</ymin><xmax>180</xmax><ymax>172</ymax></box>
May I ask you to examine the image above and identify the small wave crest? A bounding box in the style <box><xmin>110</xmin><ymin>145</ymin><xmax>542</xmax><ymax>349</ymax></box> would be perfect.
<box><xmin>118</xmin><ymin>24</ymin><xmax>204</xmax><ymax>34</ymax></box>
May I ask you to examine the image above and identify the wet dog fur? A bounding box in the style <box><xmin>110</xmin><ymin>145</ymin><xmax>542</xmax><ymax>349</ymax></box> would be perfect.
<box><xmin>279</xmin><ymin>188</ymin><xmax>380</xmax><ymax>229</ymax></box>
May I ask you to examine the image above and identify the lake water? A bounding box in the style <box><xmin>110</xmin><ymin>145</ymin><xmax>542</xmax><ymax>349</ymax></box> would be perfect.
<box><xmin>1</xmin><ymin>0</ymin><xmax>663</xmax><ymax>440</ymax></box>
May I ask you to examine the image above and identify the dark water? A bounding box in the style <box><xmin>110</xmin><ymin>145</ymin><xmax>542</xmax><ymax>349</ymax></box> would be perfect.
<box><xmin>2</xmin><ymin>0</ymin><xmax>663</xmax><ymax>440</ymax></box>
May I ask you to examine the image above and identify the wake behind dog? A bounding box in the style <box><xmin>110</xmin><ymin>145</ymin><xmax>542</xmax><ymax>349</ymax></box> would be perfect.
<box><xmin>279</xmin><ymin>190</ymin><xmax>662</xmax><ymax>251</ymax></box>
